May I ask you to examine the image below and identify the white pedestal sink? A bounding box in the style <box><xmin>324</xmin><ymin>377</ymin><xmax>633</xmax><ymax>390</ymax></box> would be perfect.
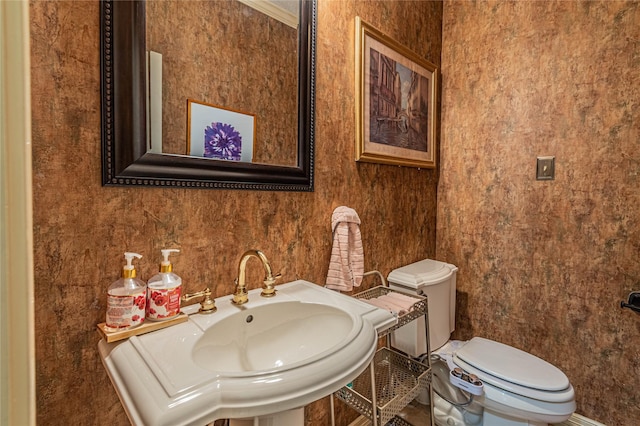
<box><xmin>98</xmin><ymin>280</ymin><xmax>396</xmax><ymax>426</ymax></box>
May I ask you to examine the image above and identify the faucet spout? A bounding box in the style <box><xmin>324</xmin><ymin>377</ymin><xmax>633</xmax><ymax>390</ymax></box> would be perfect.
<box><xmin>232</xmin><ymin>249</ymin><xmax>280</xmax><ymax>305</ymax></box>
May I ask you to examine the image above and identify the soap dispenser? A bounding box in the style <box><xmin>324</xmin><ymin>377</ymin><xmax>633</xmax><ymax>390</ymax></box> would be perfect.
<box><xmin>146</xmin><ymin>249</ymin><xmax>182</xmax><ymax>321</ymax></box>
<box><xmin>105</xmin><ymin>252</ymin><xmax>146</xmax><ymax>331</ymax></box>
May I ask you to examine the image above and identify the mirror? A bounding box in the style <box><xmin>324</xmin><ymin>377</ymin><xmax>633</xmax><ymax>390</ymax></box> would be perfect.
<box><xmin>145</xmin><ymin>0</ymin><xmax>299</xmax><ymax>167</ymax></box>
<box><xmin>100</xmin><ymin>0</ymin><xmax>315</xmax><ymax>191</ymax></box>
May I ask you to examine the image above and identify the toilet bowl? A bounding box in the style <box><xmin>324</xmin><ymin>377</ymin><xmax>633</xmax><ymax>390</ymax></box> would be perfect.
<box><xmin>387</xmin><ymin>259</ymin><xmax>576</xmax><ymax>426</ymax></box>
<box><xmin>436</xmin><ymin>338</ymin><xmax>576</xmax><ymax>425</ymax></box>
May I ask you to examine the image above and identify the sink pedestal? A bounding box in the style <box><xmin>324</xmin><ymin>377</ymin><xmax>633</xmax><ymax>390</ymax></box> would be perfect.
<box><xmin>229</xmin><ymin>408</ymin><xmax>304</xmax><ymax>426</ymax></box>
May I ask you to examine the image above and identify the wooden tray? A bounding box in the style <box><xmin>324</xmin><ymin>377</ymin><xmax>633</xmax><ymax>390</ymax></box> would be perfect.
<box><xmin>97</xmin><ymin>312</ymin><xmax>188</xmax><ymax>343</ymax></box>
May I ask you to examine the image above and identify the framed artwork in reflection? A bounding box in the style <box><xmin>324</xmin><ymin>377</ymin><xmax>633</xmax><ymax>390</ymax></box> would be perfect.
<box><xmin>187</xmin><ymin>99</ymin><xmax>256</xmax><ymax>162</ymax></box>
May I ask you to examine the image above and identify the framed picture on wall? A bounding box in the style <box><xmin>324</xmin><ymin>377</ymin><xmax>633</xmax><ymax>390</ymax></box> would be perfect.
<box><xmin>355</xmin><ymin>17</ymin><xmax>438</xmax><ymax>168</ymax></box>
<box><xmin>187</xmin><ymin>99</ymin><xmax>256</xmax><ymax>162</ymax></box>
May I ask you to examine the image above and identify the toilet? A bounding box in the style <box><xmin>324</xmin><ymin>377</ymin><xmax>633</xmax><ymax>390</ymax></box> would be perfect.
<box><xmin>387</xmin><ymin>259</ymin><xmax>576</xmax><ymax>426</ymax></box>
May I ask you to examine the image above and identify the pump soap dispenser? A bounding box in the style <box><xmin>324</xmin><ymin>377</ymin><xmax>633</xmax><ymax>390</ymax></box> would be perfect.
<box><xmin>105</xmin><ymin>252</ymin><xmax>146</xmax><ymax>331</ymax></box>
<box><xmin>146</xmin><ymin>249</ymin><xmax>183</xmax><ymax>321</ymax></box>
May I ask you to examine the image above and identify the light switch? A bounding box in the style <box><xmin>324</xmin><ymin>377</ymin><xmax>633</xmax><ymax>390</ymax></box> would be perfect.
<box><xmin>536</xmin><ymin>156</ymin><xmax>555</xmax><ymax>180</ymax></box>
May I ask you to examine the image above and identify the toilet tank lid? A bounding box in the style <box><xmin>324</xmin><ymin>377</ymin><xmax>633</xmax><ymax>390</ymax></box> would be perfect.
<box><xmin>387</xmin><ymin>259</ymin><xmax>458</xmax><ymax>290</ymax></box>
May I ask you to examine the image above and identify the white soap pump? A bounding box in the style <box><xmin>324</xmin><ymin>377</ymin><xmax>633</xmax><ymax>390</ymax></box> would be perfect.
<box><xmin>146</xmin><ymin>249</ymin><xmax>183</xmax><ymax>321</ymax></box>
<box><xmin>105</xmin><ymin>252</ymin><xmax>147</xmax><ymax>331</ymax></box>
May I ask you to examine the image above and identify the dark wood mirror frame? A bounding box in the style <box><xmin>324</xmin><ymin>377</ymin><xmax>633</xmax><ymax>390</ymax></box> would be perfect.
<box><xmin>100</xmin><ymin>0</ymin><xmax>315</xmax><ymax>191</ymax></box>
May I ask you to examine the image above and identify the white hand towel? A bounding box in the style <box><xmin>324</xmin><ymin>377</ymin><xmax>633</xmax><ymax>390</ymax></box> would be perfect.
<box><xmin>376</xmin><ymin>294</ymin><xmax>412</xmax><ymax>315</ymax></box>
<box><xmin>362</xmin><ymin>297</ymin><xmax>401</xmax><ymax>317</ymax></box>
<box><xmin>386</xmin><ymin>292</ymin><xmax>418</xmax><ymax>309</ymax></box>
<box><xmin>325</xmin><ymin>206</ymin><xmax>364</xmax><ymax>292</ymax></box>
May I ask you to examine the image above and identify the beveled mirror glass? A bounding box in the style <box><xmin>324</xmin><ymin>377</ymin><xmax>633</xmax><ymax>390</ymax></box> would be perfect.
<box><xmin>100</xmin><ymin>0</ymin><xmax>315</xmax><ymax>191</ymax></box>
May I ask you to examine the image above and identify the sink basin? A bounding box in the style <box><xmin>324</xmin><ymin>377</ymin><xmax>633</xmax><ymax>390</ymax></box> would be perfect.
<box><xmin>98</xmin><ymin>280</ymin><xmax>397</xmax><ymax>426</ymax></box>
<box><xmin>193</xmin><ymin>301</ymin><xmax>357</xmax><ymax>374</ymax></box>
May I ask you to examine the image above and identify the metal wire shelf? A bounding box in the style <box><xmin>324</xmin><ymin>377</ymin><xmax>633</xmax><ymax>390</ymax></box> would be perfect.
<box><xmin>334</xmin><ymin>348</ymin><xmax>431</xmax><ymax>426</ymax></box>
<box><xmin>386</xmin><ymin>416</ymin><xmax>415</xmax><ymax>426</ymax></box>
<box><xmin>353</xmin><ymin>286</ymin><xmax>427</xmax><ymax>336</ymax></box>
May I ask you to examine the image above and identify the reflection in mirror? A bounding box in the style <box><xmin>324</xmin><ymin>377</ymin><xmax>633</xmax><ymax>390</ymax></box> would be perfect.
<box><xmin>237</xmin><ymin>0</ymin><xmax>300</xmax><ymax>28</ymax></box>
<box><xmin>146</xmin><ymin>0</ymin><xmax>298</xmax><ymax>166</ymax></box>
<box><xmin>100</xmin><ymin>0</ymin><xmax>315</xmax><ymax>191</ymax></box>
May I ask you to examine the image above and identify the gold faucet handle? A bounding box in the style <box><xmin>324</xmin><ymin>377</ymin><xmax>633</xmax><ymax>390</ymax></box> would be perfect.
<box><xmin>261</xmin><ymin>273</ymin><xmax>282</xmax><ymax>298</ymax></box>
<box><xmin>232</xmin><ymin>278</ymin><xmax>249</xmax><ymax>305</ymax></box>
<box><xmin>181</xmin><ymin>288</ymin><xmax>217</xmax><ymax>314</ymax></box>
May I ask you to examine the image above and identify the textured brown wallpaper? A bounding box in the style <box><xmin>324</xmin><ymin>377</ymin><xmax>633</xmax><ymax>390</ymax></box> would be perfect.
<box><xmin>438</xmin><ymin>1</ymin><xmax>640</xmax><ymax>425</ymax></box>
<box><xmin>30</xmin><ymin>0</ymin><xmax>441</xmax><ymax>424</ymax></box>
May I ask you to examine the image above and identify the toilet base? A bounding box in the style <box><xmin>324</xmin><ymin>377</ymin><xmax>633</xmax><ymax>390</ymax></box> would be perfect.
<box><xmin>431</xmin><ymin>355</ymin><xmax>482</xmax><ymax>426</ymax></box>
<box><xmin>433</xmin><ymin>402</ymin><xmax>550</xmax><ymax>426</ymax></box>
<box><xmin>483</xmin><ymin>410</ymin><xmax>546</xmax><ymax>426</ymax></box>
<box><xmin>432</xmin><ymin>393</ymin><xmax>482</xmax><ymax>426</ymax></box>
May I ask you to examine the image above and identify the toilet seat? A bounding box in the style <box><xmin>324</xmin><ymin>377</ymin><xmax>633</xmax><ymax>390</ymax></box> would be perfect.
<box><xmin>453</xmin><ymin>337</ymin><xmax>574</xmax><ymax>403</ymax></box>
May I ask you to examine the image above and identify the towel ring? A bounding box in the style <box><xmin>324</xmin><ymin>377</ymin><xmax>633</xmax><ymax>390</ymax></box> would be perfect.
<box><xmin>363</xmin><ymin>270</ymin><xmax>387</xmax><ymax>287</ymax></box>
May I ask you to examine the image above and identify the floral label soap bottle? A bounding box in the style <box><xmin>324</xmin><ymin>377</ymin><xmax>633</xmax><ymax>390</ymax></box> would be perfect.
<box><xmin>146</xmin><ymin>249</ymin><xmax>182</xmax><ymax>321</ymax></box>
<box><xmin>105</xmin><ymin>252</ymin><xmax>146</xmax><ymax>331</ymax></box>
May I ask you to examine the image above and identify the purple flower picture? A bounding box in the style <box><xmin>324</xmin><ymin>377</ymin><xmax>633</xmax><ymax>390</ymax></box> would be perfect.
<box><xmin>203</xmin><ymin>122</ymin><xmax>242</xmax><ymax>161</ymax></box>
<box><xmin>188</xmin><ymin>99</ymin><xmax>255</xmax><ymax>162</ymax></box>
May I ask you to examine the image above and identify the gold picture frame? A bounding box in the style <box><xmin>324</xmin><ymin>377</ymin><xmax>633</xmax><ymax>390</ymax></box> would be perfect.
<box><xmin>355</xmin><ymin>17</ymin><xmax>438</xmax><ymax>168</ymax></box>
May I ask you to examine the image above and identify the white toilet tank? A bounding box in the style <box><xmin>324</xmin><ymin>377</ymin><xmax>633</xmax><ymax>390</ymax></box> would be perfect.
<box><xmin>387</xmin><ymin>259</ymin><xmax>458</xmax><ymax>357</ymax></box>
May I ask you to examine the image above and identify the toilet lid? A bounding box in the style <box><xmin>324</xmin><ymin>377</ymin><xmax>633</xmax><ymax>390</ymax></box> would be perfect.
<box><xmin>454</xmin><ymin>337</ymin><xmax>570</xmax><ymax>392</ymax></box>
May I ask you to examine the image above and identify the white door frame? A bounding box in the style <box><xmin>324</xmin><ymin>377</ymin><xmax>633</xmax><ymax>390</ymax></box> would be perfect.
<box><xmin>0</xmin><ymin>0</ymin><xmax>36</xmax><ymax>424</ymax></box>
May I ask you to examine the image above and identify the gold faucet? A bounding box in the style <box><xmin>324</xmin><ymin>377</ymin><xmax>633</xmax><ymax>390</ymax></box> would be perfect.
<box><xmin>181</xmin><ymin>287</ymin><xmax>217</xmax><ymax>314</ymax></box>
<box><xmin>232</xmin><ymin>249</ymin><xmax>281</xmax><ymax>305</ymax></box>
